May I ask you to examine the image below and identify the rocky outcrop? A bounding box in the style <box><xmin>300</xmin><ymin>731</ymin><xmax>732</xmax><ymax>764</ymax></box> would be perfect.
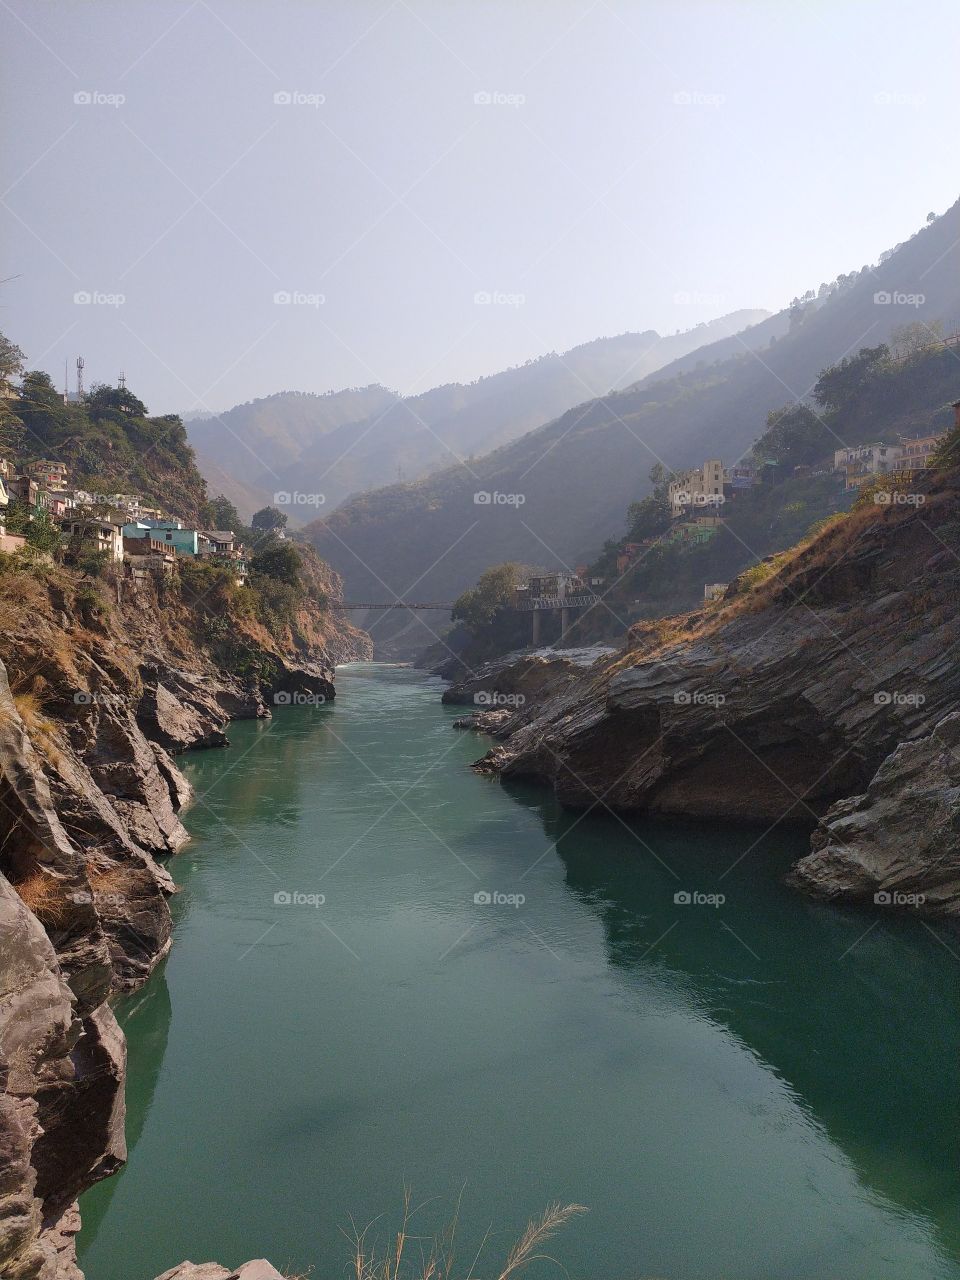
<box><xmin>465</xmin><ymin>477</ymin><xmax>960</xmax><ymax>915</ymax></box>
<box><xmin>791</xmin><ymin>711</ymin><xmax>960</xmax><ymax>914</ymax></box>
<box><xmin>154</xmin><ymin>1261</ymin><xmax>285</xmax><ymax>1280</ymax></box>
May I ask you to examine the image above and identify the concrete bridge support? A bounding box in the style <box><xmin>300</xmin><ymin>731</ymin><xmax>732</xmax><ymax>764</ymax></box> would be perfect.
<box><xmin>531</xmin><ymin>609</ymin><xmax>542</xmax><ymax>646</ymax></box>
<box><xmin>560</xmin><ymin>605</ymin><xmax>571</xmax><ymax>637</ymax></box>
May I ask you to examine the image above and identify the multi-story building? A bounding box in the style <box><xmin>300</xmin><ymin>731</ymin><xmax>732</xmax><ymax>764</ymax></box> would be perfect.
<box><xmin>668</xmin><ymin>459</ymin><xmax>727</xmax><ymax>518</ymax></box>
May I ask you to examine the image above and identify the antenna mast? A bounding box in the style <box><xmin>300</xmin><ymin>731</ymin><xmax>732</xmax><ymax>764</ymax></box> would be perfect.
<box><xmin>76</xmin><ymin>356</ymin><xmax>84</xmax><ymax>400</ymax></box>
<box><xmin>118</xmin><ymin>369</ymin><xmax>126</xmax><ymax>390</ymax></box>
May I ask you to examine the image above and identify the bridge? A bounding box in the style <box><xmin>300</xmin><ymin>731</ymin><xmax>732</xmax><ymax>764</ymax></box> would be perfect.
<box><xmin>338</xmin><ymin>601</ymin><xmax>454</xmax><ymax>611</ymax></box>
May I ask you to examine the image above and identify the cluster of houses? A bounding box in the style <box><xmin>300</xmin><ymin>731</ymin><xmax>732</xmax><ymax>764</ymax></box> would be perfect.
<box><xmin>832</xmin><ymin>424</ymin><xmax>948</xmax><ymax>492</ymax></box>
<box><xmin>0</xmin><ymin>457</ymin><xmax>248</xmax><ymax>582</ymax></box>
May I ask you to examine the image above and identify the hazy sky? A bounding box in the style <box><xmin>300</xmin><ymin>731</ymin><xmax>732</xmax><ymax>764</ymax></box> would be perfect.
<box><xmin>2</xmin><ymin>0</ymin><xmax>958</xmax><ymax>415</ymax></box>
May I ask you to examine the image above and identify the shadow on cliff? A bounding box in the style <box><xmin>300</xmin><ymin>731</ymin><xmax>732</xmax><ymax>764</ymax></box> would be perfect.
<box><xmin>77</xmin><ymin>970</ymin><xmax>173</xmax><ymax>1255</ymax></box>
<box><xmin>500</xmin><ymin>776</ymin><xmax>960</xmax><ymax>1261</ymax></box>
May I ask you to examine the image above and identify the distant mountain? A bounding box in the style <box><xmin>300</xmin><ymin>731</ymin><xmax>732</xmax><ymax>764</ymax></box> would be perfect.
<box><xmin>187</xmin><ymin>313</ymin><xmax>769</xmax><ymax>518</ymax></box>
<box><xmin>306</xmin><ymin>199</ymin><xmax>960</xmax><ymax>624</ymax></box>
<box><xmin>186</xmin><ymin>385</ymin><xmax>397</xmax><ymax>515</ymax></box>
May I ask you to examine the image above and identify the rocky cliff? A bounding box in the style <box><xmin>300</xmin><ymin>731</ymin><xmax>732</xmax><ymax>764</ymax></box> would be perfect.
<box><xmin>0</xmin><ymin>554</ymin><xmax>368</xmax><ymax>1279</ymax></box>
<box><xmin>455</xmin><ymin>467</ymin><xmax>960</xmax><ymax>916</ymax></box>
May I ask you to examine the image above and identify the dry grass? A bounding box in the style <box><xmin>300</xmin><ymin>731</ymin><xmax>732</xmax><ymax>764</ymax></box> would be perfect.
<box><xmin>347</xmin><ymin>1196</ymin><xmax>586</xmax><ymax>1280</ymax></box>
<box><xmin>12</xmin><ymin>867</ymin><xmax>71</xmax><ymax>927</ymax></box>
<box><xmin>10</xmin><ymin>688</ymin><xmax>65</xmax><ymax>769</ymax></box>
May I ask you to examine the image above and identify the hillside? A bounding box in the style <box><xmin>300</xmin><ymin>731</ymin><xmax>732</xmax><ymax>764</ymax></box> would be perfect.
<box><xmin>188</xmin><ymin>313</ymin><xmax>769</xmax><ymax>518</ymax></box>
<box><xmin>10</xmin><ymin>375</ymin><xmax>211</xmax><ymax>524</ymax></box>
<box><xmin>185</xmin><ymin>384</ymin><xmax>397</xmax><ymax>515</ymax></box>
<box><xmin>306</xmin><ymin>199</ymin><xmax>960</xmax><ymax>619</ymax></box>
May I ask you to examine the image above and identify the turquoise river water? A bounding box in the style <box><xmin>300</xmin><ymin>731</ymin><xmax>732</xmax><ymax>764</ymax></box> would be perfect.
<box><xmin>78</xmin><ymin>663</ymin><xmax>960</xmax><ymax>1280</ymax></box>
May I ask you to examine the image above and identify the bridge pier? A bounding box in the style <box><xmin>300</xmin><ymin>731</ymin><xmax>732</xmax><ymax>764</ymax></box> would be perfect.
<box><xmin>531</xmin><ymin>609</ymin><xmax>542</xmax><ymax>646</ymax></box>
<box><xmin>560</xmin><ymin>605</ymin><xmax>571</xmax><ymax>637</ymax></box>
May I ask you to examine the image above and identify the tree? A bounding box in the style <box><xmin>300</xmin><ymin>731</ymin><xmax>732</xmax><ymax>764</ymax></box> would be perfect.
<box><xmin>206</xmin><ymin>494</ymin><xmax>243</xmax><ymax>533</ymax></box>
<box><xmin>251</xmin><ymin>541</ymin><xmax>302</xmax><ymax>587</ymax></box>
<box><xmin>892</xmin><ymin>321</ymin><xmax>942</xmax><ymax>359</ymax></box>
<box><xmin>452</xmin><ymin>562</ymin><xmax>524</xmax><ymax>632</ymax></box>
<box><xmin>814</xmin><ymin>344</ymin><xmax>890</xmax><ymax>414</ymax></box>
<box><xmin>87</xmin><ymin>383</ymin><xmax>148</xmax><ymax>420</ymax></box>
<box><xmin>753</xmin><ymin>404</ymin><xmax>830</xmax><ymax>468</ymax></box>
<box><xmin>251</xmin><ymin>505</ymin><xmax>288</xmax><ymax>532</ymax></box>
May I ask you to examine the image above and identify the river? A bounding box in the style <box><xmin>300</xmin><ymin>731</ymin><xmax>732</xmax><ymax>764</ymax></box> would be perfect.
<box><xmin>78</xmin><ymin>663</ymin><xmax>960</xmax><ymax>1280</ymax></box>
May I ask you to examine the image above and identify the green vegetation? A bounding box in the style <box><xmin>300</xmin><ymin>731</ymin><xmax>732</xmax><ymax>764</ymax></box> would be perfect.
<box><xmin>6</xmin><ymin>364</ymin><xmax>209</xmax><ymax>523</ymax></box>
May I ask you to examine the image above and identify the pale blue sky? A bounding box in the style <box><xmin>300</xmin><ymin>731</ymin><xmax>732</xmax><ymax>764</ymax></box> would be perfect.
<box><xmin>2</xmin><ymin>0</ymin><xmax>957</xmax><ymax>414</ymax></box>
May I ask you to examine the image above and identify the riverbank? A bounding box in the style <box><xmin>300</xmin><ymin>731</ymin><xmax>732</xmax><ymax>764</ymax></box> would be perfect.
<box><xmin>443</xmin><ymin>466</ymin><xmax>960</xmax><ymax>917</ymax></box>
<box><xmin>0</xmin><ymin>555</ymin><xmax>368</xmax><ymax>1280</ymax></box>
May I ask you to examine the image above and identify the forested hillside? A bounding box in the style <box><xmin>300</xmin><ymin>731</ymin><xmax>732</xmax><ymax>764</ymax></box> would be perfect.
<box><xmin>307</xmin><ymin>200</ymin><xmax>960</xmax><ymax>609</ymax></box>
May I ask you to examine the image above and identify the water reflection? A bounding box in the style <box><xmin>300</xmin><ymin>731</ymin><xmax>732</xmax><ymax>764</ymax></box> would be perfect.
<box><xmin>508</xmin><ymin>785</ymin><xmax>960</xmax><ymax>1259</ymax></box>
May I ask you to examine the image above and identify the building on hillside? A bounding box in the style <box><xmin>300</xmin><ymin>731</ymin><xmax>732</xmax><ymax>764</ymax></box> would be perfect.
<box><xmin>203</xmin><ymin>530</ymin><xmax>236</xmax><ymax>554</ymax></box>
<box><xmin>39</xmin><ymin>491</ymin><xmax>73</xmax><ymax>518</ymax></box>
<box><xmin>63</xmin><ymin>516</ymin><xmax>124</xmax><ymax>562</ymax></box>
<box><xmin>7</xmin><ymin>476</ymin><xmax>40</xmax><ymax>510</ymax></box>
<box><xmin>28</xmin><ymin>460</ymin><xmax>69</xmax><ymax>490</ymax></box>
<box><xmin>123</xmin><ymin>535</ymin><xmax>178</xmax><ymax>576</ymax></box>
<box><xmin>123</xmin><ymin>521</ymin><xmax>199</xmax><ymax>557</ymax></box>
<box><xmin>833</xmin><ymin>442</ymin><xmax>904</xmax><ymax>490</ymax></box>
<box><xmin>898</xmin><ymin>432</ymin><xmax>945</xmax><ymax>472</ymax></box>
<box><xmin>704</xmin><ymin>582</ymin><xmax>727</xmax><ymax>601</ymax></box>
<box><xmin>668</xmin><ymin>459</ymin><xmax>727</xmax><ymax>518</ymax></box>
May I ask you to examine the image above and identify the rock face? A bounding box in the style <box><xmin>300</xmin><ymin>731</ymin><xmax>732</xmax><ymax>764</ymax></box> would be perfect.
<box><xmin>0</xmin><ymin>559</ymin><xmax>368</xmax><ymax>1279</ymax></box>
<box><xmin>791</xmin><ymin>712</ymin><xmax>960</xmax><ymax>913</ymax></box>
<box><xmin>154</xmin><ymin>1260</ymin><xmax>285</xmax><ymax>1280</ymax></box>
<box><xmin>463</xmin><ymin>478</ymin><xmax>960</xmax><ymax>916</ymax></box>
